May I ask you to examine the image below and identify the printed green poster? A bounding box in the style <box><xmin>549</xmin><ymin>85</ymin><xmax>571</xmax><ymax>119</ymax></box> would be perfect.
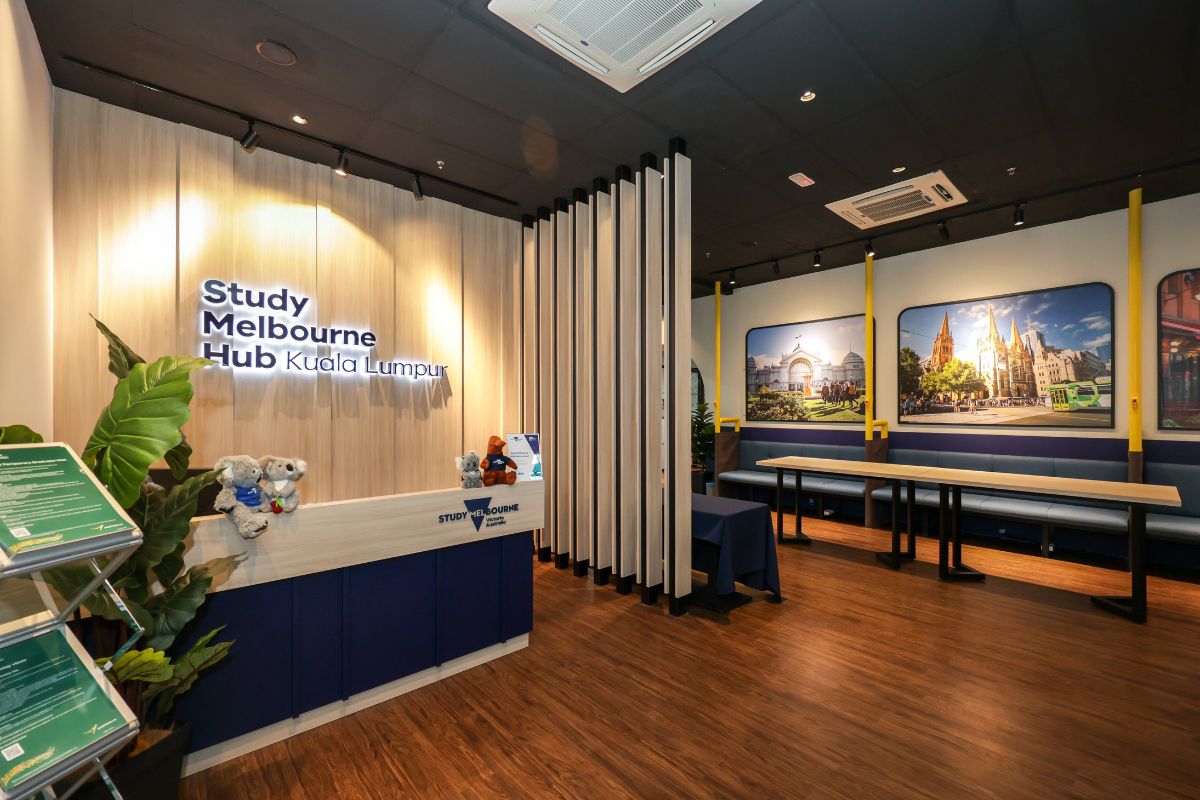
<box><xmin>0</xmin><ymin>444</ymin><xmax>132</xmax><ymax>559</ymax></box>
<box><xmin>0</xmin><ymin>629</ymin><xmax>127</xmax><ymax>791</ymax></box>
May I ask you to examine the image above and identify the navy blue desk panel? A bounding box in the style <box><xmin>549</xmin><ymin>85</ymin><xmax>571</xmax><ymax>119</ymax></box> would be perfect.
<box><xmin>172</xmin><ymin>531</ymin><xmax>534</xmax><ymax>752</ymax></box>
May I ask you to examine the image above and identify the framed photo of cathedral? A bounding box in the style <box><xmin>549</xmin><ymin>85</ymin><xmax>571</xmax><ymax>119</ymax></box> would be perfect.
<box><xmin>1158</xmin><ymin>269</ymin><xmax>1200</xmax><ymax>429</ymax></box>
<box><xmin>745</xmin><ymin>314</ymin><xmax>869</xmax><ymax>423</ymax></box>
<box><xmin>897</xmin><ymin>282</ymin><xmax>1114</xmax><ymax>428</ymax></box>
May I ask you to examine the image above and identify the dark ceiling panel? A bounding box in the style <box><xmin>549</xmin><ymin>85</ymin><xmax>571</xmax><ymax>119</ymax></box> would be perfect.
<box><xmin>127</xmin><ymin>0</ymin><xmax>410</xmax><ymax>113</ymax></box>
<box><xmin>25</xmin><ymin>0</ymin><xmax>1200</xmax><ymax>295</ymax></box>
<box><xmin>706</xmin><ymin>1</ymin><xmax>889</xmax><ymax>136</ymax></box>
<box><xmin>257</xmin><ymin>0</ymin><xmax>457</xmax><ymax>70</ymax></box>
<box><xmin>902</xmin><ymin>48</ymin><xmax>1049</xmax><ymax>160</ymax></box>
<box><xmin>632</xmin><ymin>65</ymin><xmax>796</xmax><ymax>164</ymax></box>
<box><xmin>807</xmin><ymin>100</ymin><xmax>945</xmax><ymax>186</ymax></box>
<box><xmin>821</xmin><ymin>0</ymin><xmax>1022</xmax><ymax>92</ymax></box>
<box><xmin>413</xmin><ymin>15</ymin><xmax>622</xmax><ymax>139</ymax></box>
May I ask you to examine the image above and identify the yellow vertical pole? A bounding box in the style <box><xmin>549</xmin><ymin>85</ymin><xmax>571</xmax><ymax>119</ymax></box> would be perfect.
<box><xmin>715</xmin><ymin>281</ymin><xmax>722</xmax><ymax>424</ymax></box>
<box><xmin>864</xmin><ymin>253</ymin><xmax>875</xmax><ymax>441</ymax></box>
<box><xmin>1129</xmin><ymin>188</ymin><xmax>1143</xmax><ymax>453</ymax></box>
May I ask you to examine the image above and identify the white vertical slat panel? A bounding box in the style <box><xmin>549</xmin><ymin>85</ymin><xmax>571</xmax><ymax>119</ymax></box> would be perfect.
<box><xmin>641</xmin><ymin>164</ymin><xmax>665</xmax><ymax>593</ymax></box>
<box><xmin>522</xmin><ymin>221</ymin><xmax>541</xmax><ymax>553</ymax></box>
<box><xmin>666</xmin><ymin>152</ymin><xmax>693</xmax><ymax>601</ymax></box>
<box><xmin>616</xmin><ymin>176</ymin><xmax>640</xmax><ymax>581</ymax></box>
<box><xmin>555</xmin><ymin>207</ymin><xmax>574</xmax><ymax>560</ymax></box>
<box><xmin>593</xmin><ymin>186</ymin><xmax>615</xmax><ymax>573</ymax></box>
<box><xmin>573</xmin><ymin>196</ymin><xmax>593</xmax><ymax>569</ymax></box>
<box><xmin>537</xmin><ymin>215</ymin><xmax>556</xmax><ymax>557</ymax></box>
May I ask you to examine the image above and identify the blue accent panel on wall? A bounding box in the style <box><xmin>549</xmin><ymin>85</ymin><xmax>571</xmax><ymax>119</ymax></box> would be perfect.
<box><xmin>1145</xmin><ymin>438</ymin><xmax>1200</xmax><ymax>464</ymax></box>
<box><xmin>172</xmin><ymin>579</ymin><xmax>295</xmax><ymax>751</ymax></box>
<box><xmin>501</xmin><ymin>532</ymin><xmax>534</xmax><ymax>641</ymax></box>
<box><xmin>436</xmin><ymin>538</ymin><xmax>502</xmax><ymax>664</ymax></box>
<box><xmin>740</xmin><ymin>427</ymin><xmax>862</xmax><ymax>446</ymax></box>
<box><xmin>171</xmin><ymin>532</ymin><xmax>533</xmax><ymax>755</ymax></box>
<box><xmin>345</xmin><ymin>552</ymin><xmax>437</xmax><ymax>696</ymax></box>
<box><xmin>293</xmin><ymin>571</ymin><xmax>343</xmax><ymax>715</ymax></box>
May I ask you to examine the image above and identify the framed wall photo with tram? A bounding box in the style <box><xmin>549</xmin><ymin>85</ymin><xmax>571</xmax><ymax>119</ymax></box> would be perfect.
<box><xmin>1158</xmin><ymin>269</ymin><xmax>1200</xmax><ymax>430</ymax></box>
<box><xmin>897</xmin><ymin>282</ymin><xmax>1115</xmax><ymax>428</ymax></box>
<box><xmin>745</xmin><ymin>314</ymin><xmax>868</xmax><ymax>423</ymax></box>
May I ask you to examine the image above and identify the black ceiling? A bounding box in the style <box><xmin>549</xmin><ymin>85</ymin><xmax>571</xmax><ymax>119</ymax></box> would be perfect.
<box><xmin>27</xmin><ymin>0</ymin><xmax>1200</xmax><ymax>296</ymax></box>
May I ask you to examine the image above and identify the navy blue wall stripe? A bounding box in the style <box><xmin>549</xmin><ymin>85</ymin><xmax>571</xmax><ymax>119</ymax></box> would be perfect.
<box><xmin>172</xmin><ymin>531</ymin><xmax>534</xmax><ymax>753</ymax></box>
<box><xmin>736</xmin><ymin>425</ymin><xmax>1200</xmax><ymax>464</ymax></box>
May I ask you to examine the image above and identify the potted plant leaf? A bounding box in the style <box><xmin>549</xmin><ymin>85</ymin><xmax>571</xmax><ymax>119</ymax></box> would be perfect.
<box><xmin>0</xmin><ymin>318</ymin><xmax>242</xmax><ymax>800</ymax></box>
<box><xmin>691</xmin><ymin>403</ymin><xmax>715</xmax><ymax>494</ymax></box>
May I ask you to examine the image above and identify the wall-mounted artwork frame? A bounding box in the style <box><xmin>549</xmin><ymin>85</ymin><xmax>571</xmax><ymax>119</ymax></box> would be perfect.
<box><xmin>744</xmin><ymin>314</ymin><xmax>870</xmax><ymax>424</ymax></box>
<box><xmin>1158</xmin><ymin>269</ymin><xmax>1200</xmax><ymax>430</ymax></box>
<box><xmin>896</xmin><ymin>281</ymin><xmax>1115</xmax><ymax>429</ymax></box>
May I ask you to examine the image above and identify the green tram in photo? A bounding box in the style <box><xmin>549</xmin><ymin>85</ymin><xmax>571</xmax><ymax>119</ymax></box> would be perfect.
<box><xmin>1045</xmin><ymin>378</ymin><xmax>1109</xmax><ymax>412</ymax></box>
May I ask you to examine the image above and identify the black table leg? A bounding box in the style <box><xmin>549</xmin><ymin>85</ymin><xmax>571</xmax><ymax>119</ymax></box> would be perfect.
<box><xmin>1091</xmin><ymin>504</ymin><xmax>1147</xmax><ymax>623</ymax></box>
<box><xmin>775</xmin><ymin>468</ymin><xmax>784</xmax><ymax>544</ymax></box>
<box><xmin>938</xmin><ymin>484</ymin><xmax>949</xmax><ymax>579</ymax></box>
<box><xmin>905</xmin><ymin>480</ymin><xmax>917</xmax><ymax>559</ymax></box>
<box><xmin>779</xmin><ymin>469</ymin><xmax>811</xmax><ymax>545</ymax></box>
<box><xmin>875</xmin><ymin>479</ymin><xmax>903</xmax><ymax>569</ymax></box>
<box><xmin>941</xmin><ymin>484</ymin><xmax>984</xmax><ymax>581</ymax></box>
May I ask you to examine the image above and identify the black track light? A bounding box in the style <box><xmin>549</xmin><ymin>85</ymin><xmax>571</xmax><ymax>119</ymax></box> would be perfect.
<box><xmin>938</xmin><ymin>221</ymin><xmax>950</xmax><ymax>241</ymax></box>
<box><xmin>333</xmin><ymin>151</ymin><xmax>349</xmax><ymax>178</ymax></box>
<box><xmin>1013</xmin><ymin>204</ymin><xmax>1025</xmax><ymax>227</ymax></box>
<box><xmin>411</xmin><ymin>173</ymin><xmax>424</xmax><ymax>200</ymax></box>
<box><xmin>728</xmin><ymin>269</ymin><xmax>737</xmax><ymax>286</ymax></box>
<box><xmin>813</xmin><ymin>249</ymin><xmax>822</xmax><ymax>268</ymax></box>
<box><xmin>865</xmin><ymin>240</ymin><xmax>875</xmax><ymax>258</ymax></box>
<box><xmin>772</xmin><ymin>259</ymin><xmax>781</xmax><ymax>276</ymax></box>
<box><xmin>239</xmin><ymin>121</ymin><xmax>260</xmax><ymax>153</ymax></box>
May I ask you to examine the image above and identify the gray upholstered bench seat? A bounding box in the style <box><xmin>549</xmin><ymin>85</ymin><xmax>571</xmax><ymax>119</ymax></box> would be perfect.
<box><xmin>718</xmin><ymin>470</ymin><xmax>866</xmax><ymax>498</ymax></box>
<box><xmin>717</xmin><ymin>440</ymin><xmax>867</xmax><ymax>501</ymax></box>
<box><xmin>1147</xmin><ymin>514</ymin><xmax>1200</xmax><ymax>544</ymax></box>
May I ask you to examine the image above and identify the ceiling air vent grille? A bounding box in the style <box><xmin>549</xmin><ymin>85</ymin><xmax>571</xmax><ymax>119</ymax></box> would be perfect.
<box><xmin>489</xmin><ymin>0</ymin><xmax>761</xmax><ymax>93</ymax></box>
<box><xmin>825</xmin><ymin>170</ymin><xmax>967</xmax><ymax>230</ymax></box>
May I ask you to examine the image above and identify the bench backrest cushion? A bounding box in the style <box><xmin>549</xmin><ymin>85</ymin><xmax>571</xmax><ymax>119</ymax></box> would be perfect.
<box><xmin>739</xmin><ymin>440</ymin><xmax>774</xmax><ymax>472</ymax></box>
<box><xmin>1145</xmin><ymin>462</ymin><xmax>1200</xmax><ymax>517</ymax></box>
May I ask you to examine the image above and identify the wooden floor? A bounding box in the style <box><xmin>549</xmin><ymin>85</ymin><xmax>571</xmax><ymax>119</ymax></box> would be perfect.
<box><xmin>182</xmin><ymin>517</ymin><xmax>1200</xmax><ymax>799</ymax></box>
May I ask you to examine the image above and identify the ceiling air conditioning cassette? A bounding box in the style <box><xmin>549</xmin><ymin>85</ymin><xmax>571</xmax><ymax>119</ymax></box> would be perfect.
<box><xmin>488</xmin><ymin>0</ymin><xmax>762</xmax><ymax>93</ymax></box>
<box><xmin>825</xmin><ymin>170</ymin><xmax>968</xmax><ymax>230</ymax></box>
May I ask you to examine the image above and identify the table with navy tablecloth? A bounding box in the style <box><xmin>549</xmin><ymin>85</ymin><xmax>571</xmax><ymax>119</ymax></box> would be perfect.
<box><xmin>692</xmin><ymin>493</ymin><xmax>781</xmax><ymax>602</ymax></box>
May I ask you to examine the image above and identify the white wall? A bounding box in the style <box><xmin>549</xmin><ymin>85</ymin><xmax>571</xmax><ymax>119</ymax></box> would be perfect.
<box><xmin>693</xmin><ymin>192</ymin><xmax>1200</xmax><ymax>443</ymax></box>
<box><xmin>0</xmin><ymin>0</ymin><xmax>53</xmax><ymax>435</ymax></box>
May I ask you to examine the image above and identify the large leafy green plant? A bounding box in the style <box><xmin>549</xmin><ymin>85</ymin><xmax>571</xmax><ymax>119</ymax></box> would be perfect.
<box><xmin>0</xmin><ymin>319</ymin><xmax>242</xmax><ymax>723</ymax></box>
<box><xmin>691</xmin><ymin>403</ymin><xmax>715</xmax><ymax>470</ymax></box>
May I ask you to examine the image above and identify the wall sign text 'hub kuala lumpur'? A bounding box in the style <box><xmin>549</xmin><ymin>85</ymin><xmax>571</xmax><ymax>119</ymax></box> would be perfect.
<box><xmin>199</xmin><ymin>279</ymin><xmax>448</xmax><ymax>378</ymax></box>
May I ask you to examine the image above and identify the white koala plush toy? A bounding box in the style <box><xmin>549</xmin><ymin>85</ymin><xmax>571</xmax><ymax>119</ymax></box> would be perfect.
<box><xmin>258</xmin><ymin>456</ymin><xmax>308</xmax><ymax>514</ymax></box>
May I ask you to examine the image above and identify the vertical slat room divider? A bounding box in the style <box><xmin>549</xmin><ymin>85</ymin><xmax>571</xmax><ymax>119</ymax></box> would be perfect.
<box><xmin>520</xmin><ymin>141</ymin><xmax>693</xmax><ymax>615</ymax></box>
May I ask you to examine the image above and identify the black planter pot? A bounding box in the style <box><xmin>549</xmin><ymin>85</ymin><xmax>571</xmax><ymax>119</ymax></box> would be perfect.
<box><xmin>67</xmin><ymin>724</ymin><xmax>191</xmax><ymax>800</ymax></box>
<box><xmin>691</xmin><ymin>469</ymin><xmax>706</xmax><ymax>495</ymax></box>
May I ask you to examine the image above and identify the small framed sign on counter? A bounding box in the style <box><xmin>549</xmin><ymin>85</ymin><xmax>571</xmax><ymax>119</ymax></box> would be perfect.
<box><xmin>506</xmin><ymin>434</ymin><xmax>541</xmax><ymax>481</ymax></box>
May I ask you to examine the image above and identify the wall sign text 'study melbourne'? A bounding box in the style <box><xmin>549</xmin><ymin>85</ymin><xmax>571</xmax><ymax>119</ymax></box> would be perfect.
<box><xmin>198</xmin><ymin>279</ymin><xmax>448</xmax><ymax>378</ymax></box>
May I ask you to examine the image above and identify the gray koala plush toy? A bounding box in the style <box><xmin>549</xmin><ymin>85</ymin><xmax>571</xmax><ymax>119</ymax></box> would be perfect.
<box><xmin>455</xmin><ymin>450</ymin><xmax>484</xmax><ymax>489</ymax></box>
<box><xmin>258</xmin><ymin>456</ymin><xmax>307</xmax><ymax>514</ymax></box>
<box><xmin>213</xmin><ymin>455</ymin><xmax>270</xmax><ymax>539</ymax></box>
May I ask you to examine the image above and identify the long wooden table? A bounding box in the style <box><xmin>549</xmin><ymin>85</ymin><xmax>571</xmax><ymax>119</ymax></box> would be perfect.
<box><xmin>757</xmin><ymin>456</ymin><xmax>1181</xmax><ymax>623</ymax></box>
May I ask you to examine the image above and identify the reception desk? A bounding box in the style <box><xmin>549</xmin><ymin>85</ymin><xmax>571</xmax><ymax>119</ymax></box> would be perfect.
<box><xmin>175</xmin><ymin>481</ymin><xmax>544</xmax><ymax>775</ymax></box>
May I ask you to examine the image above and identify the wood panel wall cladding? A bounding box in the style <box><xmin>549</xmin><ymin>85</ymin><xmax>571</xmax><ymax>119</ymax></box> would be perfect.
<box><xmin>51</xmin><ymin>92</ymin><xmax>521</xmax><ymax>503</ymax></box>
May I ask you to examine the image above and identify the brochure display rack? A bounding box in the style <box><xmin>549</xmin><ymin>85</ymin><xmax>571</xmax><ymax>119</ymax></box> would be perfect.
<box><xmin>0</xmin><ymin>444</ymin><xmax>143</xmax><ymax>800</ymax></box>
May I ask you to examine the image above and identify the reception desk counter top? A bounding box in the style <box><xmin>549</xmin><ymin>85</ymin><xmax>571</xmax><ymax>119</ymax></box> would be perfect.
<box><xmin>186</xmin><ymin>481</ymin><xmax>545</xmax><ymax>592</ymax></box>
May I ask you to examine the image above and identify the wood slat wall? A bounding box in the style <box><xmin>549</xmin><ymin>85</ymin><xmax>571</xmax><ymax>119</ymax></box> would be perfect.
<box><xmin>521</xmin><ymin>146</ymin><xmax>692</xmax><ymax>610</ymax></box>
<box><xmin>51</xmin><ymin>92</ymin><xmax>522</xmax><ymax>503</ymax></box>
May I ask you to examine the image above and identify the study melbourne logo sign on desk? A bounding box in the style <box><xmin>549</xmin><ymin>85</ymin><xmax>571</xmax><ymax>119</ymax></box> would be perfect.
<box><xmin>198</xmin><ymin>278</ymin><xmax>448</xmax><ymax>379</ymax></box>
<box><xmin>438</xmin><ymin>497</ymin><xmax>520</xmax><ymax>531</ymax></box>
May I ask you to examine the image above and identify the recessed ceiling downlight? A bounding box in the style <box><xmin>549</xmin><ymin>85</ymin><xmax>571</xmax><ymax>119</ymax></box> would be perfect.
<box><xmin>291</xmin><ymin>114</ymin><xmax>308</xmax><ymax>125</ymax></box>
<box><xmin>256</xmin><ymin>40</ymin><xmax>297</xmax><ymax>67</ymax></box>
<box><xmin>892</xmin><ymin>166</ymin><xmax>906</xmax><ymax>174</ymax></box>
<box><xmin>800</xmin><ymin>90</ymin><xmax>816</xmax><ymax>102</ymax></box>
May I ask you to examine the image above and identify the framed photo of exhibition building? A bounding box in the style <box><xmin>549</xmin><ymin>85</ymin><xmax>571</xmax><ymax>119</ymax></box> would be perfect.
<box><xmin>896</xmin><ymin>282</ymin><xmax>1115</xmax><ymax>428</ymax></box>
<box><xmin>744</xmin><ymin>314</ymin><xmax>869</xmax><ymax>424</ymax></box>
<box><xmin>1159</xmin><ymin>269</ymin><xmax>1200</xmax><ymax>430</ymax></box>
